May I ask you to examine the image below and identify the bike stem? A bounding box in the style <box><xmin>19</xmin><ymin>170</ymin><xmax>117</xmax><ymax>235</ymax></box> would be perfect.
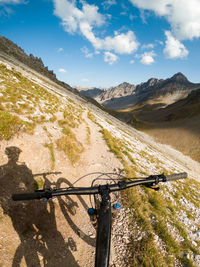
<box><xmin>95</xmin><ymin>185</ymin><xmax>111</xmax><ymax>267</ymax></box>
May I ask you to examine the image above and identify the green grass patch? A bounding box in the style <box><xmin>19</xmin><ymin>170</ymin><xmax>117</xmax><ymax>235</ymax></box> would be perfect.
<box><xmin>56</xmin><ymin>128</ymin><xmax>84</xmax><ymax>165</ymax></box>
<box><xmin>21</xmin><ymin>120</ymin><xmax>35</xmax><ymax>135</ymax></box>
<box><xmin>86</xmin><ymin>126</ymin><xmax>91</xmax><ymax>145</ymax></box>
<box><xmin>44</xmin><ymin>142</ymin><xmax>55</xmax><ymax>170</ymax></box>
<box><xmin>0</xmin><ymin>63</ymin><xmax>60</xmax><ymax>128</ymax></box>
<box><xmin>87</xmin><ymin>110</ymin><xmax>97</xmax><ymax>123</ymax></box>
<box><xmin>0</xmin><ymin>110</ymin><xmax>22</xmax><ymax>140</ymax></box>
<box><xmin>34</xmin><ymin>177</ymin><xmax>45</xmax><ymax>190</ymax></box>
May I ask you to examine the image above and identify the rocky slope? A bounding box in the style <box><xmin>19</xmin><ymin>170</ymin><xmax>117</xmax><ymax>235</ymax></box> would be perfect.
<box><xmin>0</xmin><ymin>46</ymin><xmax>200</xmax><ymax>266</ymax></box>
<box><xmin>96</xmin><ymin>82</ymin><xmax>136</xmax><ymax>102</ymax></box>
<box><xmin>0</xmin><ymin>36</ymin><xmax>57</xmax><ymax>81</ymax></box>
<box><xmin>0</xmin><ymin>36</ymin><xmax>80</xmax><ymax>95</ymax></box>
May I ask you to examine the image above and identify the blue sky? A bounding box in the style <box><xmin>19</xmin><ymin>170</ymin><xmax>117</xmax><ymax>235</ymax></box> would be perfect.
<box><xmin>0</xmin><ymin>0</ymin><xmax>200</xmax><ymax>88</ymax></box>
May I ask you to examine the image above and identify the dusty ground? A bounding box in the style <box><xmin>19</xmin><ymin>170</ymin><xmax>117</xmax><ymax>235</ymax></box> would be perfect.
<box><xmin>0</xmin><ymin>110</ymin><xmax>123</xmax><ymax>267</ymax></box>
<box><xmin>142</xmin><ymin>119</ymin><xmax>200</xmax><ymax>163</ymax></box>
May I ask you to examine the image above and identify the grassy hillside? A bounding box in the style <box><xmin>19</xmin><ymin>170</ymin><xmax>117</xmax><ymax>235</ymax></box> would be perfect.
<box><xmin>87</xmin><ymin>112</ymin><xmax>200</xmax><ymax>267</ymax></box>
<box><xmin>0</xmin><ymin>62</ymin><xmax>86</xmax><ymax>165</ymax></box>
<box><xmin>0</xmin><ymin>58</ymin><xmax>200</xmax><ymax>267</ymax></box>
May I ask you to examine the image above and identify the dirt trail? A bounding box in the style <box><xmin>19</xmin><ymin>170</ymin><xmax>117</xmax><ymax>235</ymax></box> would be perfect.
<box><xmin>0</xmin><ymin>110</ymin><xmax>122</xmax><ymax>267</ymax></box>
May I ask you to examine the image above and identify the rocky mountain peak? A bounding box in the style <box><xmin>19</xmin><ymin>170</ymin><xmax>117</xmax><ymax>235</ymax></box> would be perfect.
<box><xmin>146</xmin><ymin>78</ymin><xmax>160</xmax><ymax>86</ymax></box>
<box><xmin>170</xmin><ymin>72</ymin><xmax>188</xmax><ymax>83</ymax></box>
<box><xmin>117</xmin><ymin>82</ymin><xmax>132</xmax><ymax>87</ymax></box>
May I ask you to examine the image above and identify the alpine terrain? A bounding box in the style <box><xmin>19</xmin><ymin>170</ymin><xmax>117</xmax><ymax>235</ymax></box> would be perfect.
<box><xmin>0</xmin><ymin>37</ymin><xmax>200</xmax><ymax>267</ymax></box>
<box><xmin>78</xmin><ymin>73</ymin><xmax>200</xmax><ymax>164</ymax></box>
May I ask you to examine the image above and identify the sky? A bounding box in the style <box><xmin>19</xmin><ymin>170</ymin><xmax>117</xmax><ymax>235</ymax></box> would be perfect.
<box><xmin>0</xmin><ymin>0</ymin><xmax>200</xmax><ymax>88</ymax></box>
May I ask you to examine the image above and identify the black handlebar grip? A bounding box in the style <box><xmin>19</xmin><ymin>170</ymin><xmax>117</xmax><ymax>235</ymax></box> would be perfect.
<box><xmin>166</xmin><ymin>172</ymin><xmax>187</xmax><ymax>181</ymax></box>
<box><xmin>12</xmin><ymin>192</ymin><xmax>42</xmax><ymax>201</ymax></box>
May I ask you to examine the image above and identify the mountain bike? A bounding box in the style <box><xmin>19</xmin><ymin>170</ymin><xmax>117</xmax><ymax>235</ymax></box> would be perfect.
<box><xmin>12</xmin><ymin>171</ymin><xmax>187</xmax><ymax>267</ymax></box>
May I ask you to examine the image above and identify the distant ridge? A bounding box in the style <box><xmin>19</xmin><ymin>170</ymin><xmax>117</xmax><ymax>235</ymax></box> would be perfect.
<box><xmin>80</xmin><ymin>72</ymin><xmax>200</xmax><ymax>110</ymax></box>
<box><xmin>0</xmin><ymin>36</ymin><xmax>57</xmax><ymax>80</ymax></box>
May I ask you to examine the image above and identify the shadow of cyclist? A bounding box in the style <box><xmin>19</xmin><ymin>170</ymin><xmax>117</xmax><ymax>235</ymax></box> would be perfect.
<box><xmin>56</xmin><ymin>177</ymin><xmax>96</xmax><ymax>247</ymax></box>
<box><xmin>0</xmin><ymin>146</ymin><xmax>79</xmax><ymax>267</ymax></box>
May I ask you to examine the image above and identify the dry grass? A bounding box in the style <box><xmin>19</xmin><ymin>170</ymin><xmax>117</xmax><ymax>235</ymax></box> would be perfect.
<box><xmin>0</xmin><ymin>63</ymin><xmax>60</xmax><ymax>137</ymax></box>
<box><xmin>44</xmin><ymin>142</ymin><xmax>55</xmax><ymax>170</ymax></box>
<box><xmin>86</xmin><ymin>126</ymin><xmax>91</xmax><ymax>145</ymax></box>
<box><xmin>0</xmin><ymin>62</ymin><xmax>85</xmax><ymax>169</ymax></box>
<box><xmin>0</xmin><ymin>111</ymin><xmax>22</xmax><ymax>140</ymax></box>
<box><xmin>56</xmin><ymin>127</ymin><xmax>84</xmax><ymax>165</ymax></box>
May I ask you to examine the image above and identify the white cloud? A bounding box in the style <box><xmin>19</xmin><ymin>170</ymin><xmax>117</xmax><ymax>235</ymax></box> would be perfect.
<box><xmin>100</xmin><ymin>31</ymin><xmax>139</xmax><ymax>54</ymax></box>
<box><xmin>129</xmin><ymin>0</ymin><xmax>200</xmax><ymax>40</ymax></box>
<box><xmin>163</xmin><ymin>31</ymin><xmax>189</xmax><ymax>59</ymax></box>
<box><xmin>59</xmin><ymin>68</ymin><xmax>67</xmax><ymax>73</ymax></box>
<box><xmin>53</xmin><ymin>0</ymin><xmax>105</xmax><ymax>34</ymax></box>
<box><xmin>156</xmin><ymin>40</ymin><xmax>164</xmax><ymax>46</ymax></box>
<box><xmin>0</xmin><ymin>0</ymin><xmax>25</xmax><ymax>16</ymax></box>
<box><xmin>102</xmin><ymin>0</ymin><xmax>117</xmax><ymax>10</ymax></box>
<box><xmin>140</xmin><ymin>51</ymin><xmax>156</xmax><ymax>65</ymax></box>
<box><xmin>58</xmin><ymin>47</ymin><xmax>64</xmax><ymax>52</ymax></box>
<box><xmin>141</xmin><ymin>43</ymin><xmax>154</xmax><ymax>49</ymax></box>
<box><xmin>130</xmin><ymin>59</ymin><xmax>134</xmax><ymax>64</ymax></box>
<box><xmin>53</xmin><ymin>0</ymin><xmax>139</xmax><ymax>55</ymax></box>
<box><xmin>81</xmin><ymin>46</ymin><xmax>93</xmax><ymax>58</ymax></box>
<box><xmin>104</xmin><ymin>51</ymin><xmax>118</xmax><ymax>65</ymax></box>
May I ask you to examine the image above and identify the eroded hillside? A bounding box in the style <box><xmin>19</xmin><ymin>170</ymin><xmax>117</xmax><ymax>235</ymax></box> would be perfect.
<box><xmin>0</xmin><ymin>56</ymin><xmax>200</xmax><ymax>267</ymax></box>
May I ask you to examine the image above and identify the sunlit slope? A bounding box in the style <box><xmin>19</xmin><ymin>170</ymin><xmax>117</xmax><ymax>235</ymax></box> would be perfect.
<box><xmin>121</xmin><ymin>88</ymin><xmax>200</xmax><ymax>163</ymax></box>
<box><xmin>0</xmin><ymin>56</ymin><xmax>200</xmax><ymax>267</ymax></box>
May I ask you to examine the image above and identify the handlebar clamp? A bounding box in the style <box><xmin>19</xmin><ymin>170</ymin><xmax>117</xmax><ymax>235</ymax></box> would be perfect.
<box><xmin>117</xmin><ymin>181</ymin><xmax>127</xmax><ymax>189</ymax></box>
<box><xmin>159</xmin><ymin>173</ymin><xmax>167</xmax><ymax>182</ymax></box>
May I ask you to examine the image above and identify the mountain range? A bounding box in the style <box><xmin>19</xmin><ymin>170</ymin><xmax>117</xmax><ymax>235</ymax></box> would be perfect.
<box><xmin>77</xmin><ymin>60</ymin><xmax>200</xmax><ymax>163</ymax></box>
<box><xmin>79</xmin><ymin>72</ymin><xmax>200</xmax><ymax>112</ymax></box>
<box><xmin>0</xmin><ymin>35</ymin><xmax>200</xmax><ymax>267</ymax></box>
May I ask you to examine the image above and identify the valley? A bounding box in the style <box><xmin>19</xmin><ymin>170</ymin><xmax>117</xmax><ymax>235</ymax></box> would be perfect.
<box><xmin>79</xmin><ymin>73</ymin><xmax>200</xmax><ymax>164</ymax></box>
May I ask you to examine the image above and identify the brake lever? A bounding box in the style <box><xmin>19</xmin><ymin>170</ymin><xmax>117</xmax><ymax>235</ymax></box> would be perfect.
<box><xmin>144</xmin><ymin>174</ymin><xmax>164</xmax><ymax>191</ymax></box>
<box><xmin>145</xmin><ymin>184</ymin><xmax>160</xmax><ymax>191</ymax></box>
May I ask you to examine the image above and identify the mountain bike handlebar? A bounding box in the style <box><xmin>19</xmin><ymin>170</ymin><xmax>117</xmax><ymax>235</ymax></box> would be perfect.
<box><xmin>12</xmin><ymin>171</ymin><xmax>187</xmax><ymax>267</ymax></box>
<box><xmin>12</xmin><ymin>172</ymin><xmax>187</xmax><ymax>201</ymax></box>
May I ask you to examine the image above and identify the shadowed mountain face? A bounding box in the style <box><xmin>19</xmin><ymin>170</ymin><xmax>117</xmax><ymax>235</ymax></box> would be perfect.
<box><xmin>137</xmin><ymin>87</ymin><xmax>200</xmax><ymax>122</ymax></box>
<box><xmin>85</xmin><ymin>73</ymin><xmax>200</xmax><ymax>110</ymax></box>
<box><xmin>79</xmin><ymin>87</ymin><xmax>105</xmax><ymax>98</ymax></box>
